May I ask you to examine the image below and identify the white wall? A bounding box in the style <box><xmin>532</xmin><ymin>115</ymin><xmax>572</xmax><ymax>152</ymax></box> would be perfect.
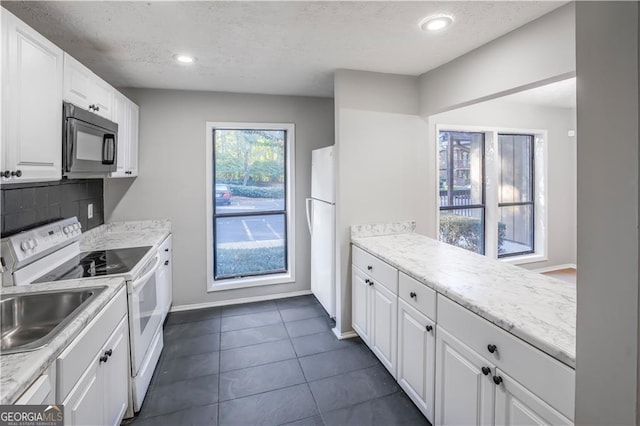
<box><xmin>419</xmin><ymin>3</ymin><xmax>575</xmax><ymax>116</ymax></box>
<box><xmin>429</xmin><ymin>101</ymin><xmax>577</xmax><ymax>270</ymax></box>
<box><xmin>575</xmin><ymin>2</ymin><xmax>639</xmax><ymax>424</ymax></box>
<box><xmin>334</xmin><ymin>70</ymin><xmax>428</xmax><ymax>334</ymax></box>
<box><xmin>104</xmin><ymin>89</ymin><xmax>334</xmax><ymax>307</ymax></box>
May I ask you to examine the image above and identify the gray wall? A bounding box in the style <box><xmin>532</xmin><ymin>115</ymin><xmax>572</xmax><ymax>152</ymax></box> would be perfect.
<box><xmin>419</xmin><ymin>3</ymin><xmax>575</xmax><ymax>116</ymax></box>
<box><xmin>104</xmin><ymin>89</ymin><xmax>334</xmax><ymax>307</ymax></box>
<box><xmin>429</xmin><ymin>101</ymin><xmax>577</xmax><ymax>270</ymax></box>
<box><xmin>575</xmin><ymin>2</ymin><xmax>639</xmax><ymax>424</ymax></box>
<box><xmin>334</xmin><ymin>70</ymin><xmax>429</xmax><ymax>333</ymax></box>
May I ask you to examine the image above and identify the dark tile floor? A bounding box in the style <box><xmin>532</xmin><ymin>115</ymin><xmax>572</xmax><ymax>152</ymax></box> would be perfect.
<box><xmin>125</xmin><ymin>295</ymin><xmax>430</xmax><ymax>426</ymax></box>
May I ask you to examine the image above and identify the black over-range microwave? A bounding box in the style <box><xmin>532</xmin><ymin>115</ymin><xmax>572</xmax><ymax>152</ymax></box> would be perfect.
<box><xmin>63</xmin><ymin>101</ymin><xmax>118</xmax><ymax>176</ymax></box>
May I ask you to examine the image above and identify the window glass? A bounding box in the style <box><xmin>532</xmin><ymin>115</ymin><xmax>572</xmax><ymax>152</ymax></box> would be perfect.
<box><xmin>213</xmin><ymin>129</ymin><xmax>288</xmax><ymax>280</ymax></box>
<box><xmin>498</xmin><ymin>134</ymin><xmax>534</xmax><ymax>257</ymax></box>
<box><xmin>439</xmin><ymin>131</ymin><xmax>485</xmax><ymax>254</ymax></box>
<box><xmin>439</xmin><ymin>131</ymin><xmax>484</xmax><ymax>207</ymax></box>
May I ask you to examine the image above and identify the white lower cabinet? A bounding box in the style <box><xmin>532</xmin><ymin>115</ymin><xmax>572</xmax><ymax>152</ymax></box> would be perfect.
<box><xmin>351</xmin><ymin>264</ymin><xmax>397</xmax><ymax>377</ymax></box>
<box><xmin>352</xmin><ymin>266</ymin><xmax>371</xmax><ymax>345</ymax></box>
<box><xmin>435</xmin><ymin>326</ymin><xmax>573</xmax><ymax>426</ymax></box>
<box><xmin>435</xmin><ymin>327</ymin><xmax>495</xmax><ymax>426</ymax></box>
<box><xmin>57</xmin><ymin>287</ymin><xmax>129</xmax><ymax>426</ymax></box>
<box><xmin>63</xmin><ymin>354</ymin><xmax>103</xmax><ymax>426</ymax></box>
<box><xmin>495</xmin><ymin>370</ymin><xmax>572</xmax><ymax>426</ymax></box>
<box><xmin>103</xmin><ymin>318</ymin><xmax>129</xmax><ymax>426</ymax></box>
<box><xmin>62</xmin><ymin>317</ymin><xmax>128</xmax><ymax>426</ymax></box>
<box><xmin>397</xmin><ymin>299</ymin><xmax>435</xmax><ymax>422</ymax></box>
<box><xmin>370</xmin><ymin>282</ymin><xmax>397</xmax><ymax>377</ymax></box>
<box><xmin>350</xmin><ymin>244</ymin><xmax>575</xmax><ymax>426</ymax></box>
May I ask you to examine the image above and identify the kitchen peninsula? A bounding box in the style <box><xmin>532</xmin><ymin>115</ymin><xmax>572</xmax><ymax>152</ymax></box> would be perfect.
<box><xmin>350</xmin><ymin>221</ymin><xmax>576</xmax><ymax>425</ymax></box>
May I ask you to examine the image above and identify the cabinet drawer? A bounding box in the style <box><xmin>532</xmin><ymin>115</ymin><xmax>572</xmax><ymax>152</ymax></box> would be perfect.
<box><xmin>437</xmin><ymin>295</ymin><xmax>575</xmax><ymax>420</ymax></box>
<box><xmin>398</xmin><ymin>272</ymin><xmax>436</xmax><ymax>320</ymax></box>
<box><xmin>352</xmin><ymin>246</ymin><xmax>398</xmax><ymax>294</ymax></box>
<box><xmin>57</xmin><ymin>287</ymin><xmax>127</xmax><ymax>402</ymax></box>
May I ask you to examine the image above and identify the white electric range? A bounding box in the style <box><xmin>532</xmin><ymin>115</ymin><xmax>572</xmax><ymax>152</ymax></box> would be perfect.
<box><xmin>0</xmin><ymin>217</ymin><xmax>165</xmax><ymax>415</ymax></box>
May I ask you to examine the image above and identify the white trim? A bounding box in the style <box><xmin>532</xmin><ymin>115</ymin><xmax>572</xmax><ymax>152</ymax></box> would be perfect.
<box><xmin>435</xmin><ymin>124</ymin><xmax>548</xmax><ymax>264</ymax></box>
<box><xmin>531</xmin><ymin>263</ymin><xmax>576</xmax><ymax>273</ymax></box>
<box><xmin>170</xmin><ymin>290</ymin><xmax>313</xmax><ymax>312</ymax></box>
<box><xmin>205</xmin><ymin>122</ymin><xmax>296</xmax><ymax>291</ymax></box>
<box><xmin>332</xmin><ymin>328</ymin><xmax>358</xmax><ymax>340</ymax></box>
<box><xmin>501</xmin><ymin>253</ymin><xmax>548</xmax><ymax>266</ymax></box>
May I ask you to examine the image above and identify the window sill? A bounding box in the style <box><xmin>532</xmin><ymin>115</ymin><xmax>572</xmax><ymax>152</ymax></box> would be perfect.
<box><xmin>499</xmin><ymin>253</ymin><xmax>547</xmax><ymax>266</ymax></box>
<box><xmin>208</xmin><ymin>272</ymin><xmax>295</xmax><ymax>292</ymax></box>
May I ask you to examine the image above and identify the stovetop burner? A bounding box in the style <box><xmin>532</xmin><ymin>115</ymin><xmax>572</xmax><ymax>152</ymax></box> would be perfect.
<box><xmin>33</xmin><ymin>246</ymin><xmax>152</xmax><ymax>283</ymax></box>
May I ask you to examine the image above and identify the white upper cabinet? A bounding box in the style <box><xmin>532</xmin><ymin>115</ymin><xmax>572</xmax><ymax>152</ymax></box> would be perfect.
<box><xmin>110</xmin><ymin>92</ymin><xmax>139</xmax><ymax>178</ymax></box>
<box><xmin>1</xmin><ymin>9</ymin><xmax>63</xmax><ymax>183</ymax></box>
<box><xmin>63</xmin><ymin>53</ymin><xmax>113</xmax><ymax>120</ymax></box>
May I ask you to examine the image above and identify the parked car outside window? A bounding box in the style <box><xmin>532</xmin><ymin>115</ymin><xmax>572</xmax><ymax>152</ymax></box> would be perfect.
<box><xmin>215</xmin><ymin>184</ymin><xmax>232</xmax><ymax>205</ymax></box>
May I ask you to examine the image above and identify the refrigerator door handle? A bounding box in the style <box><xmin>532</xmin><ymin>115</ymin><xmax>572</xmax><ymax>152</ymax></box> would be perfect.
<box><xmin>305</xmin><ymin>198</ymin><xmax>313</xmax><ymax>235</ymax></box>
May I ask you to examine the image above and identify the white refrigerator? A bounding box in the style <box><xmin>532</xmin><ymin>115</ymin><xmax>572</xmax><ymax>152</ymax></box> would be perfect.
<box><xmin>306</xmin><ymin>146</ymin><xmax>336</xmax><ymax>318</ymax></box>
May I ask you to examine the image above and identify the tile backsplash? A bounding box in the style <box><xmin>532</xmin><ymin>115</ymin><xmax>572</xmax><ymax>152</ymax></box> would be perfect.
<box><xmin>1</xmin><ymin>179</ymin><xmax>104</xmax><ymax>237</ymax></box>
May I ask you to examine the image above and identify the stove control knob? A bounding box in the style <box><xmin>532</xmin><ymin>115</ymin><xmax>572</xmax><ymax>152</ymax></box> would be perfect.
<box><xmin>63</xmin><ymin>226</ymin><xmax>71</xmax><ymax>235</ymax></box>
<box><xmin>20</xmin><ymin>241</ymin><xmax>30</xmax><ymax>251</ymax></box>
<box><xmin>28</xmin><ymin>239</ymin><xmax>36</xmax><ymax>249</ymax></box>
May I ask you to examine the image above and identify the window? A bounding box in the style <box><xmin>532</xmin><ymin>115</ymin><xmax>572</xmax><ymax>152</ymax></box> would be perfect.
<box><xmin>498</xmin><ymin>134</ymin><xmax>534</xmax><ymax>257</ymax></box>
<box><xmin>438</xmin><ymin>131</ymin><xmax>485</xmax><ymax>254</ymax></box>
<box><xmin>206</xmin><ymin>123</ymin><xmax>295</xmax><ymax>290</ymax></box>
<box><xmin>437</xmin><ymin>127</ymin><xmax>545</xmax><ymax>263</ymax></box>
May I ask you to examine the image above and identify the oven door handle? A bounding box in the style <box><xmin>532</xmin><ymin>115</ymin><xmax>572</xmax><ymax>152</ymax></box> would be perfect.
<box><xmin>131</xmin><ymin>256</ymin><xmax>160</xmax><ymax>291</ymax></box>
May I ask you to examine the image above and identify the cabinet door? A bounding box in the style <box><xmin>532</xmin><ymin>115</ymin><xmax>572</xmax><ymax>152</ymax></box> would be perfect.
<box><xmin>103</xmin><ymin>318</ymin><xmax>129</xmax><ymax>426</ymax></box>
<box><xmin>91</xmin><ymin>76</ymin><xmax>113</xmax><ymax>120</ymax></box>
<box><xmin>127</xmin><ymin>101</ymin><xmax>139</xmax><ymax>176</ymax></box>
<box><xmin>63</xmin><ymin>53</ymin><xmax>92</xmax><ymax>109</ymax></box>
<box><xmin>435</xmin><ymin>327</ymin><xmax>494</xmax><ymax>426</ymax></box>
<box><xmin>2</xmin><ymin>9</ymin><xmax>63</xmax><ymax>183</ymax></box>
<box><xmin>62</xmin><ymin>358</ymin><xmax>104</xmax><ymax>426</ymax></box>
<box><xmin>495</xmin><ymin>369</ymin><xmax>573</xmax><ymax>426</ymax></box>
<box><xmin>370</xmin><ymin>281</ymin><xmax>397</xmax><ymax>377</ymax></box>
<box><xmin>397</xmin><ymin>299</ymin><xmax>435</xmax><ymax>422</ymax></box>
<box><xmin>352</xmin><ymin>266</ymin><xmax>370</xmax><ymax>345</ymax></box>
<box><xmin>111</xmin><ymin>92</ymin><xmax>128</xmax><ymax>177</ymax></box>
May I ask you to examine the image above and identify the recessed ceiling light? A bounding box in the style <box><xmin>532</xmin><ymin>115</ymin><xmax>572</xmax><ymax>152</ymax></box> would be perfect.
<box><xmin>419</xmin><ymin>14</ymin><xmax>454</xmax><ymax>32</ymax></box>
<box><xmin>173</xmin><ymin>54</ymin><xmax>196</xmax><ymax>64</ymax></box>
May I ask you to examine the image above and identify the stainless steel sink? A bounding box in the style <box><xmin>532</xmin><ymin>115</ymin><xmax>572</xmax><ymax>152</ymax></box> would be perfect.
<box><xmin>1</xmin><ymin>286</ymin><xmax>107</xmax><ymax>355</ymax></box>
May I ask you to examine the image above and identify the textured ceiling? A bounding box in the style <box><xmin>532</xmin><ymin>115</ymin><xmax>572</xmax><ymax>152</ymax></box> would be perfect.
<box><xmin>3</xmin><ymin>1</ymin><xmax>567</xmax><ymax>97</ymax></box>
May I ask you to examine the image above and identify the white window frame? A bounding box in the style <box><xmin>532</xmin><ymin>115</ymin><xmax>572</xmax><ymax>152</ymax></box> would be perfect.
<box><xmin>435</xmin><ymin>124</ymin><xmax>548</xmax><ymax>265</ymax></box>
<box><xmin>205</xmin><ymin>122</ymin><xmax>296</xmax><ymax>292</ymax></box>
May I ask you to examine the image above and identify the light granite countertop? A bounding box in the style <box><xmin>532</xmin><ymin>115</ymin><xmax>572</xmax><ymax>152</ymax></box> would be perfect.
<box><xmin>0</xmin><ymin>277</ymin><xmax>126</xmax><ymax>404</ymax></box>
<box><xmin>1</xmin><ymin>219</ymin><xmax>172</xmax><ymax>404</ymax></box>
<box><xmin>351</xmin><ymin>227</ymin><xmax>576</xmax><ymax>368</ymax></box>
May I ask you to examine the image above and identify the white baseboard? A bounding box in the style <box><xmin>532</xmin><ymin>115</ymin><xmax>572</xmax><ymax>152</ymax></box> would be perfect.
<box><xmin>332</xmin><ymin>327</ymin><xmax>358</xmax><ymax>340</ymax></box>
<box><xmin>170</xmin><ymin>289</ymin><xmax>313</xmax><ymax>312</ymax></box>
<box><xmin>532</xmin><ymin>264</ymin><xmax>577</xmax><ymax>273</ymax></box>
